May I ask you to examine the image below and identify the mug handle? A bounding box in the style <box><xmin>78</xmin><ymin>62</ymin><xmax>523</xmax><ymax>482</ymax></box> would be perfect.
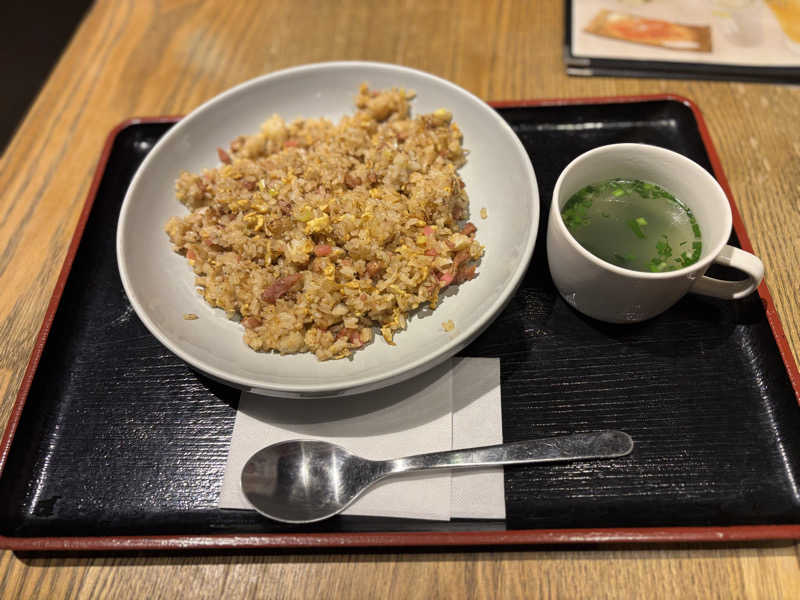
<box><xmin>689</xmin><ymin>245</ymin><xmax>764</xmax><ymax>300</ymax></box>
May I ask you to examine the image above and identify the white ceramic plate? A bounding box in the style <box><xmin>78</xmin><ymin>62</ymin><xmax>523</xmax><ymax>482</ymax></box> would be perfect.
<box><xmin>117</xmin><ymin>61</ymin><xmax>538</xmax><ymax>397</ymax></box>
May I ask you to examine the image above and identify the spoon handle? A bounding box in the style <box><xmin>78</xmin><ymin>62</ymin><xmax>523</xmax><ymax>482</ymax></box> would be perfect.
<box><xmin>385</xmin><ymin>430</ymin><xmax>633</xmax><ymax>474</ymax></box>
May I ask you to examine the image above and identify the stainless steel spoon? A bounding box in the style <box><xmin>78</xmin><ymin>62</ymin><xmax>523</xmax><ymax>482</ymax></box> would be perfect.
<box><xmin>241</xmin><ymin>430</ymin><xmax>633</xmax><ymax>523</ymax></box>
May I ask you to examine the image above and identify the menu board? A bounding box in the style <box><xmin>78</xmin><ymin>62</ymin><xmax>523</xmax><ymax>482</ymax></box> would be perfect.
<box><xmin>565</xmin><ymin>0</ymin><xmax>800</xmax><ymax>82</ymax></box>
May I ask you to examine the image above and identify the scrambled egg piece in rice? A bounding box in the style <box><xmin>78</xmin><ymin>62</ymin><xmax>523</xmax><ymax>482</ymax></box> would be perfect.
<box><xmin>165</xmin><ymin>85</ymin><xmax>483</xmax><ymax>360</ymax></box>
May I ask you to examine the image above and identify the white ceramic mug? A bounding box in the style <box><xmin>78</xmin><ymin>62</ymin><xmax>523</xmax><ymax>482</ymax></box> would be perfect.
<box><xmin>546</xmin><ymin>144</ymin><xmax>764</xmax><ymax>323</ymax></box>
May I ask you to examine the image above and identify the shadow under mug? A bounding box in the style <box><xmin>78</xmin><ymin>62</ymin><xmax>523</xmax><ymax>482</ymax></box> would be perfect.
<box><xmin>546</xmin><ymin>143</ymin><xmax>765</xmax><ymax>324</ymax></box>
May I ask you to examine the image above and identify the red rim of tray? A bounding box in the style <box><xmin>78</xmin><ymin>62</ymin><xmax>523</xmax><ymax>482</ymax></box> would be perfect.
<box><xmin>1</xmin><ymin>97</ymin><xmax>798</xmax><ymax>552</ymax></box>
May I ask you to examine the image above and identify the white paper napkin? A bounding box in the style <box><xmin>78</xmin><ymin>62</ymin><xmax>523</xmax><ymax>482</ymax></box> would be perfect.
<box><xmin>218</xmin><ymin>357</ymin><xmax>504</xmax><ymax>520</ymax></box>
<box><xmin>451</xmin><ymin>358</ymin><xmax>505</xmax><ymax>519</ymax></box>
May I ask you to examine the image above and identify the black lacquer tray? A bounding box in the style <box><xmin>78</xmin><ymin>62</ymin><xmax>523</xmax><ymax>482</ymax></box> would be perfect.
<box><xmin>1</xmin><ymin>96</ymin><xmax>799</xmax><ymax>551</ymax></box>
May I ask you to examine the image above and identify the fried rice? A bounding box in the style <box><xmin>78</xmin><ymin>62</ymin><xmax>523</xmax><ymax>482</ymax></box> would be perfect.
<box><xmin>165</xmin><ymin>84</ymin><xmax>483</xmax><ymax>360</ymax></box>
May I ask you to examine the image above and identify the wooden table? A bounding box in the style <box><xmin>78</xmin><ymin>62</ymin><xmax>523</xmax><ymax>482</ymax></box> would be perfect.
<box><xmin>1</xmin><ymin>1</ymin><xmax>798</xmax><ymax>597</ymax></box>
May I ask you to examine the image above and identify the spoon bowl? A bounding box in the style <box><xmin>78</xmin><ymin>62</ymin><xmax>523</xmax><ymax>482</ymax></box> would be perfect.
<box><xmin>242</xmin><ymin>440</ymin><xmax>387</xmax><ymax>523</ymax></box>
<box><xmin>242</xmin><ymin>430</ymin><xmax>634</xmax><ymax>523</ymax></box>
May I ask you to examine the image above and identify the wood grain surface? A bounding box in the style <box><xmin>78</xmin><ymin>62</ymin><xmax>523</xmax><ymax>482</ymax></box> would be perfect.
<box><xmin>0</xmin><ymin>0</ymin><xmax>798</xmax><ymax>597</ymax></box>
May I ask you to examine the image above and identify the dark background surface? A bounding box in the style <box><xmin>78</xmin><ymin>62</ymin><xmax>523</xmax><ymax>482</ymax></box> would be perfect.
<box><xmin>0</xmin><ymin>0</ymin><xmax>94</xmax><ymax>152</ymax></box>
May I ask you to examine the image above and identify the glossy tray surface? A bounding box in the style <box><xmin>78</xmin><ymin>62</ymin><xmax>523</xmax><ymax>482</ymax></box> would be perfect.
<box><xmin>1</xmin><ymin>98</ymin><xmax>798</xmax><ymax>550</ymax></box>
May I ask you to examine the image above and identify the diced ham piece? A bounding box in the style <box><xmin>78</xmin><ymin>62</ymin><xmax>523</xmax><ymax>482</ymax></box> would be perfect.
<box><xmin>242</xmin><ymin>316</ymin><xmax>262</xmax><ymax>329</ymax></box>
<box><xmin>344</xmin><ymin>173</ymin><xmax>362</xmax><ymax>189</ymax></box>
<box><xmin>336</xmin><ymin>328</ymin><xmax>363</xmax><ymax>348</ymax></box>
<box><xmin>423</xmin><ymin>226</ymin><xmax>435</xmax><ymax>236</ymax></box>
<box><xmin>454</xmin><ymin>264</ymin><xmax>476</xmax><ymax>284</ymax></box>
<box><xmin>461</xmin><ymin>222</ymin><xmax>477</xmax><ymax>236</ymax></box>
<box><xmin>424</xmin><ymin>248</ymin><xmax>438</xmax><ymax>256</ymax></box>
<box><xmin>261</xmin><ymin>273</ymin><xmax>303</xmax><ymax>303</ymax></box>
<box><xmin>314</xmin><ymin>244</ymin><xmax>332</xmax><ymax>257</ymax></box>
<box><xmin>438</xmin><ymin>272</ymin><xmax>455</xmax><ymax>287</ymax></box>
<box><xmin>217</xmin><ymin>147</ymin><xmax>231</xmax><ymax>164</ymax></box>
<box><xmin>283</xmin><ymin>139</ymin><xmax>299</xmax><ymax>148</ymax></box>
